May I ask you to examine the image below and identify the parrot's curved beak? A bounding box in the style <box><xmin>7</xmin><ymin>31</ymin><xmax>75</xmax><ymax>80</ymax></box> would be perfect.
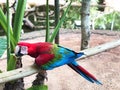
<box><xmin>15</xmin><ymin>45</ymin><xmax>21</xmax><ymax>56</ymax></box>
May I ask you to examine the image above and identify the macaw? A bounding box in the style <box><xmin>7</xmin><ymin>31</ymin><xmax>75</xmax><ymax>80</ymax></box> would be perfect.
<box><xmin>15</xmin><ymin>42</ymin><xmax>102</xmax><ymax>85</ymax></box>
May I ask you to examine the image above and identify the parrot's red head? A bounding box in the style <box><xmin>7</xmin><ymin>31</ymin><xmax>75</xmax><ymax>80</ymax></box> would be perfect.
<box><xmin>15</xmin><ymin>42</ymin><xmax>29</xmax><ymax>57</ymax></box>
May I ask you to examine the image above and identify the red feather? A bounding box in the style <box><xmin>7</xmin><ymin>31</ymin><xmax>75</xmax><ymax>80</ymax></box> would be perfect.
<box><xmin>35</xmin><ymin>54</ymin><xmax>54</xmax><ymax>66</ymax></box>
<box><xmin>77</xmin><ymin>65</ymin><xmax>97</xmax><ymax>80</ymax></box>
<box><xmin>18</xmin><ymin>42</ymin><xmax>53</xmax><ymax>58</ymax></box>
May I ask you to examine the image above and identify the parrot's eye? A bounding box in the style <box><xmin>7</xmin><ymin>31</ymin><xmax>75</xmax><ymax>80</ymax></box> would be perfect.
<box><xmin>20</xmin><ymin>46</ymin><xmax>28</xmax><ymax>55</ymax></box>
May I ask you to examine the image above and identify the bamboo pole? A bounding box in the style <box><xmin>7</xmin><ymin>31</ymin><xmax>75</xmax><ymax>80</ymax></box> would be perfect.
<box><xmin>0</xmin><ymin>65</ymin><xmax>40</xmax><ymax>84</ymax></box>
<box><xmin>77</xmin><ymin>39</ymin><xmax>120</xmax><ymax>60</ymax></box>
<box><xmin>0</xmin><ymin>39</ymin><xmax>120</xmax><ymax>83</ymax></box>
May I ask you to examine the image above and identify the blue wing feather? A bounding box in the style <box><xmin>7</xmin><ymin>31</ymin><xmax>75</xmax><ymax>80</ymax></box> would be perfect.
<box><xmin>46</xmin><ymin>46</ymin><xmax>84</xmax><ymax>69</ymax></box>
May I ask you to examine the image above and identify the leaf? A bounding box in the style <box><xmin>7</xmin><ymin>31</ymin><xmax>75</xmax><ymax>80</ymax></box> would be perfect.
<box><xmin>0</xmin><ymin>8</ymin><xmax>16</xmax><ymax>50</ymax></box>
<box><xmin>7</xmin><ymin>54</ymin><xmax>17</xmax><ymax>71</ymax></box>
<box><xmin>13</xmin><ymin>0</ymin><xmax>27</xmax><ymax>44</ymax></box>
<box><xmin>7</xmin><ymin>1</ymin><xmax>26</xmax><ymax>70</ymax></box>
<box><xmin>27</xmin><ymin>85</ymin><xmax>48</xmax><ymax>90</ymax></box>
<box><xmin>49</xmin><ymin>1</ymin><xmax>72</xmax><ymax>42</ymax></box>
<box><xmin>0</xmin><ymin>70</ymin><xmax>2</xmax><ymax>73</ymax></box>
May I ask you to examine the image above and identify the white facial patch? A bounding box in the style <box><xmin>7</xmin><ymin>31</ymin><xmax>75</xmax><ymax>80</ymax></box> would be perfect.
<box><xmin>21</xmin><ymin>46</ymin><xmax>28</xmax><ymax>55</ymax></box>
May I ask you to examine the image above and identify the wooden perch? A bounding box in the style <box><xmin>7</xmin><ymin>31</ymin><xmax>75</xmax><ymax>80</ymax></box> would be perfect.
<box><xmin>0</xmin><ymin>65</ymin><xmax>40</xmax><ymax>84</ymax></box>
<box><xmin>77</xmin><ymin>39</ymin><xmax>120</xmax><ymax>60</ymax></box>
<box><xmin>0</xmin><ymin>39</ymin><xmax>120</xmax><ymax>84</ymax></box>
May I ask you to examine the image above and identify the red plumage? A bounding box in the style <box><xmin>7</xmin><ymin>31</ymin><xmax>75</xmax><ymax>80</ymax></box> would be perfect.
<box><xmin>18</xmin><ymin>42</ymin><xmax>53</xmax><ymax>58</ymax></box>
<box><xmin>77</xmin><ymin>65</ymin><xmax>97</xmax><ymax>81</ymax></box>
<box><xmin>35</xmin><ymin>54</ymin><xmax>54</xmax><ymax>66</ymax></box>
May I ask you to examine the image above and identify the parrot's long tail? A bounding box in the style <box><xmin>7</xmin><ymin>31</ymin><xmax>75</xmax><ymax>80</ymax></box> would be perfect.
<box><xmin>68</xmin><ymin>63</ymin><xmax>102</xmax><ymax>85</ymax></box>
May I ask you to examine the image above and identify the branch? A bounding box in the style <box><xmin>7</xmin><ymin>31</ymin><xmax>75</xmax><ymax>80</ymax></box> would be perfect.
<box><xmin>0</xmin><ymin>39</ymin><xmax>120</xmax><ymax>83</ymax></box>
<box><xmin>0</xmin><ymin>65</ymin><xmax>40</xmax><ymax>84</ymax></box>
<box><xmin>77</xmin><ymin>39</ymin><xmax>120</xmax><ymax>60</ymax></box>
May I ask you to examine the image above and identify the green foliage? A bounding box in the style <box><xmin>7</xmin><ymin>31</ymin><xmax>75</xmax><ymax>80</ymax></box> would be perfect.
<box><xmin>48</xmin><ymin>1</ymin><xmax>72</xmax><ymax>42</ymax></box>
<box><xmin>27</xmin><ymin>85</ymin><xmax>48</xmax><ymax>90</ymax></box>
<box><xmin>0</xmin><ymin>1</ymin><xmax>26</xmax><ymax>70</ymax></box>
<box><xmin>0</xmin><ymin>8</ymin><xmax>16</xmax><ymax>50</ymax></box>
<box><xmin>62</xmin><ymin>6</ymin><xmax>81</xmax><ymax>29</ymax></box>
<box><xmin>61</xmin><ymin>0</ymin><xmax>120</xmax><ymax>31</ymax></box>
<box><xmin>95</xmin><ymin>11</ymin><xmax>120</xmax><ymax>30</ymax></box>
<box><xmin>7</xmin><ymin>54</ymin><xmax>17</xmax><ymax>71</ymax></box>
<box><xmin>13</xmin><ymin>0</ymin><xmax>27</xmax><ymax>43</ymax></box>
<box><xmin>0</xmin><ymin>70</ymin><xmax>2</xmax><ymax>73</ymax></box>
<box><xmin>9</xmin><ymin>0</ymin><xmax>26</xmax><ymax>70</ymax></box>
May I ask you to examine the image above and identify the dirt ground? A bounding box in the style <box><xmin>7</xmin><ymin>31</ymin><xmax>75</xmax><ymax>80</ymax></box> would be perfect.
<box><xmin>0</xmin><ymin>29</ymin><xmax>120</xmax><ymax>90</ymax></box>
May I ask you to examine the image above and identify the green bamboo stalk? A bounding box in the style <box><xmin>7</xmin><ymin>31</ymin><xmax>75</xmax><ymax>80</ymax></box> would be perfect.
<box><xmin>13</xmin><ymin>0</ymin><xmax>27</xmax><ymax>44</ymax></box>
<box><xmin>6</xmin><ymin>0</ymin><xmax>10</xmax><ymax>62</ymax></box>
<box><xmin>45</xmin><ymin>0</ymin><xmax>50</xmax><ymax>42</ymax></box>
<box><xmin>49</xmin><ymin>1</ymin><xmax>72</xmax><ymax>42</ymax></box>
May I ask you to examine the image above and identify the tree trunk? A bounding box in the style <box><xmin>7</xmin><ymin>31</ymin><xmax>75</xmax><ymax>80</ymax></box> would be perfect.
<box><xmin>81</xmin><ymin>0</ymin><xmax>91</xmax><ymax>50</ymax></box>
<box><xmin>4</xmin><ymin>57</ymin><xmax>24</xmax><ymax>90</ymax></box>
<box><xmin>32</xmin><ymin>70</ymin><xmax>47</xmax><ymax>86</ymax></box>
